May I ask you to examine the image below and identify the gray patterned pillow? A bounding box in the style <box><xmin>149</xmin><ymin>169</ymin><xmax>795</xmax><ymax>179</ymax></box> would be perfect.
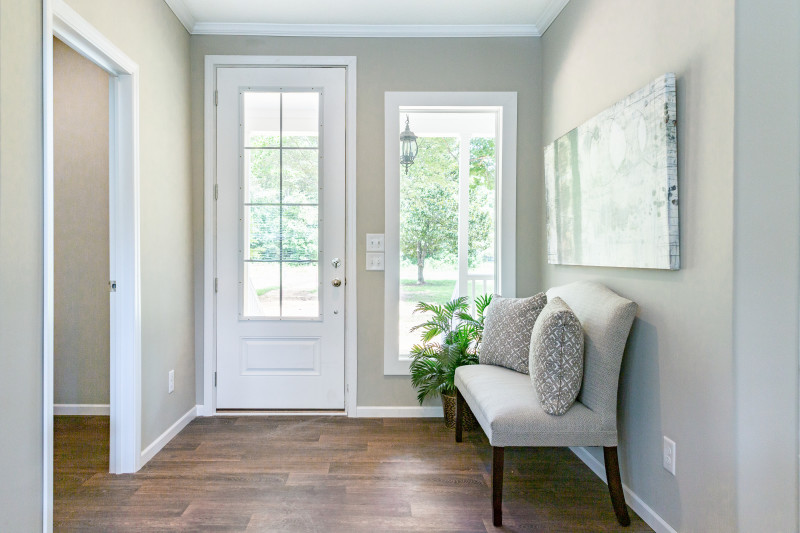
<box><xmin>529</xmin><ymin>297</ymin><xmax>584</xmax><ymax>415</ymax></box>
<box><xmin>479</xmin><ymin>293</ymin><xmax>547</xmax><ymax>373</ymax></box>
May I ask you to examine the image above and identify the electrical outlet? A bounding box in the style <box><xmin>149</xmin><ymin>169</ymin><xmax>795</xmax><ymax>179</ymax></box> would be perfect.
<box><xmin>366</xmin><ymin>233</ymin><xmax>385</xmax><ymax>252</ymax></box>
<box><xmin>663</xmin><ymin>436</ymin><xmax>676</xmax><ymax>475</ymax></box>
<box><xmin>168</xmin><ymin>369</ymin><xmax>175</xmax><ymax>394</ymax></box>
<box><xmin>366</xmin><ymin>252</ymin><xmax>385</xmax><ymax>271</ymax></box>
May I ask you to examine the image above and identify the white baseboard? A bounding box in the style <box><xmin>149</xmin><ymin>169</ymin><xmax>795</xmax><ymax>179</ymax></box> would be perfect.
<box><xmin>356</xmin><ymin>406</ymin><xmax>443</xmax><ymax>418</ymax></box>
<box><xmin>139</xmin><ymin>405</ymin><xmax>197</xmax><ymax>467</ymax></box>
<box><xmin>570</xmin><ymin>446</ymin><xmax>677</xmax><ymax>533</ymax></box>
<box><xmin>196</xmin><ymin>403</ymin><xmax>212</xmax><ymax>416</ymax></box>
<box><xmin>53</xmin><ymin>404</ymin><xmax>110</xmax><ymax>416</ymax></box>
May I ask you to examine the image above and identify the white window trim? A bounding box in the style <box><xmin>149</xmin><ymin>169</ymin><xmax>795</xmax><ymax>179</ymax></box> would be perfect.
<box><xmin>383</xmin><ymin>92</ymin><xmax>517</xmax><ymax>375</ymax></box>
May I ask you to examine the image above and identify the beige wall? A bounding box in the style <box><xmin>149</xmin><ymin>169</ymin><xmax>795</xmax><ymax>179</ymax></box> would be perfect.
<box><xmin>53</xmin><ymin>37</ymin><xmax>111</xmax><ymax>406</ymax></box>
<box><xmin>63</xmin><ymin>0</ymin><xmax>194</xmax><ymax>447</ymax></box>
<box><xmin>542</xmin><ymin>0</ymin><xmax>736</xmax><ymax>530</ymax></box>
<box><xmin>543</xmin><ymin>0</ymin><xmax>800</xmax><ymax>530</ymax></box>
<box><xmin>189</xmin><ymin>36</ymin><xmax>543</xmax><ymax>407</ymax></box>
<box><xmin>0</xmin><ymin>0</ymin><xmax>44</xmax><ymax>529</ymax></box>
<box><xmin>733</xmin><ymin>0</ymin><xmax>800</xmax><ymax>530</ymax></box>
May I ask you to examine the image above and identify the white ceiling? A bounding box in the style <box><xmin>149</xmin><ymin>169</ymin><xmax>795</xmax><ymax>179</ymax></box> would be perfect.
<box><xmin>164</xmin><ymin>0</ymin><xmax>569</xmax><ymax>36</ymax></box>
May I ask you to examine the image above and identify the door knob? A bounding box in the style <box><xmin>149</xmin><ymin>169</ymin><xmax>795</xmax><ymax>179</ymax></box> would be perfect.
<box><xmin>331</xmin><ymin>278</ymin><xmax>342</xmax><ymax>287</ymax></box>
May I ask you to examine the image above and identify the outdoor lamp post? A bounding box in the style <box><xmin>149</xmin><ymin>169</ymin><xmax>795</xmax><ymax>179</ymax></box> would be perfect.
<box><xmin>400</xmin><ymin>115</ymin><xmax>418</xmax><ymax>175</ymax></box>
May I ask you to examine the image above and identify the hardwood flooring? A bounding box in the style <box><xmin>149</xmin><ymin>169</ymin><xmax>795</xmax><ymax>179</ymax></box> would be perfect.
<box><xmin>54</xmin><ymin>415</ymin><xmax>653</xmax><ymax>532</ymax></box>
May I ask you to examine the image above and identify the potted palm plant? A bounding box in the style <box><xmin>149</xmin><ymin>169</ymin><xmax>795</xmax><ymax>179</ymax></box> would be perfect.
<box><xmin>409</xmin><ymin>294</ymin><xmax>491</xmax><ymax>429</ymax></box>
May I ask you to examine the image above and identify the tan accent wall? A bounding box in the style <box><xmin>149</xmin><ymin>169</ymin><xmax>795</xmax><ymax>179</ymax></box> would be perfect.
<box><xmin>53</xmin><ymin>37</ymin><xmax>111</xmax><ymax>406</ymax></box>
<box><xmin>542</xmin><ymin>0</ymin><xmax>800</xmax><ymax>530</ymax></box>
<box><xmin>189</xmin><ymin>36</ymin><xmax>543</xmax><ymax>407</ymax></box>
<box><xmin>0</xmin><ymin>0</ymin><xmax>44</xmax><ymax>529</ymax></box>
<box><xmin>541</xmin><ymin>1</ymin><xmax>737</xmax><ymax>529</ymax></box>
<box><xmin>63</xmin><ymin>0</ymin><xmax>194</xmax><ymax>448</ymax></box>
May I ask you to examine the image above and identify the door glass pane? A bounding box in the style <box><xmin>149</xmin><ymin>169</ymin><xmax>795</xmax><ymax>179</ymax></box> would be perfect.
<box><xmin>282</xmin><ymin>149</ymin><xmax>319</xmax><ymax>203</ymax></box>
<box><xmin>244</xmin><ymin>262</ymin><xmax>281</xmax><ymax>317</ymax></box>
<box><xmin>244</xmin><ymin>93</ymin><xmax>280</xmax><ymax>147</ymax></box>
<box><xmin>282</xmin><ymin>205</ymin><xmax>319</xmax><ymax>262</ymax></box>
<box><xmin>246</xmin><ymin>206</ymin><xmax>280</xmax><ymax>262</ymax></box>
<box><xmin>282</xmin><ymin>263</ymin><xmax>320</xmax><ymax>318</ymax></box>
<box><xmin>245</xmin><ymin>149</ymin><xmax>280</xmax><ymax>204</ymax></box>
<box><xmin>242</xmin><ymin>91</ymin><xmax>321</xmax><ymax>319</ymax></box>
<box><xmin>282</xmin><ymin>92</ymin><xmax>319</xmax><ymax>148</ymax></box>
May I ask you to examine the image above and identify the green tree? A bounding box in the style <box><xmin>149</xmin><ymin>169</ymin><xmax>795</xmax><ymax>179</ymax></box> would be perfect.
<box><xmin>401</xmin><ymin>137</ymin><xmax>459</xmax><ymax>283</ymax></box>
<box><xmin>247</xmin><ymin>136</ymin><xmax>320</xmax><ymax>262</ymax></box>
<box><xmin>401</xmin><ymin>181</ymin><xmax>458</xmax><ymax>284</ymax></box>
<box><xmin>467</xmin><ymin>137</ymin><xmax>495</xmax><ymax>267</ymax></box>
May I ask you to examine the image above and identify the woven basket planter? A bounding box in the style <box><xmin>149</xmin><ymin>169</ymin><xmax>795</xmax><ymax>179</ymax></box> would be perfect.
<box><xmin>441</xmin><ymin>392</ymin><xmax>479</xmax><ymax>431</ymax></box>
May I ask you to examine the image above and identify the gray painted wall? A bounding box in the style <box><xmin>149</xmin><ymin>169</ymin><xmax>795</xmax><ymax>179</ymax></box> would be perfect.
<box><xmin>63</xmin><ymin>0</ymin><xmax>195</xmax><ymax>447</ymax></box>
<box><xmin>733</xmin><ymin>0</ymin><xmax>800</xmax><ymax>530</ymax></box>
<box><xmin>542</xmin><ymin>0</ymin><xmax>800</xmax><ymax>530</ymax></box>
<box><xmin>54</xmin><ymin>37</ymin><xmax>111</xmax><ymax>406</ymax></box>
<box><xmin>189</xmin><ymin>36</ymin><xmax>543</xmax><ymax>407</ymax></box>
<box><xmin>541</xmin><ymin>0</ymin><xmax>737</xmax><ymax>530</ymax></box>
<box><xmin>0</xmin><ymin>0</ymin><xmax>44</xmax><ymax>529</ymax></box>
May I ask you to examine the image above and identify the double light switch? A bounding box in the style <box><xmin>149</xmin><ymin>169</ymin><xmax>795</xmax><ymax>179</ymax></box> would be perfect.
<box><xmin>366</xmin><ymin>233</ymin><xmax>385</xmax><ymax>271</ymax></box>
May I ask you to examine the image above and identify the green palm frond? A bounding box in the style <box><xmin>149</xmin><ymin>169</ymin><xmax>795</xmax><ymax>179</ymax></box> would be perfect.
<box><xmin>408</xmin><ymin>293</ymin><xmax>492</xmax><ymax>404</ymax></box>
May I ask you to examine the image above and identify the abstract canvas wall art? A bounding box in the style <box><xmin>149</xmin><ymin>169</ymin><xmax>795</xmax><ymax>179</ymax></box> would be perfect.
<box><xmin>544</xmin><ymin>73</ymin><xmax>679</xmax><ymax>270</ymax></box>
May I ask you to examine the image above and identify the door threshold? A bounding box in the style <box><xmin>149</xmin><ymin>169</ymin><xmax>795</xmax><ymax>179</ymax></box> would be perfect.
<box><xmin>214</xmin><ymin>409</ymin><xmax>347</xmax><ymax>417</ymax></box>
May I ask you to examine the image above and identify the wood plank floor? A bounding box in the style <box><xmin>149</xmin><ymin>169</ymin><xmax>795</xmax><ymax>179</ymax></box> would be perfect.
<box><xmin>54</xmin><ymin>415</ymin><xmax>653</xmax><ymax>532</ymax></box>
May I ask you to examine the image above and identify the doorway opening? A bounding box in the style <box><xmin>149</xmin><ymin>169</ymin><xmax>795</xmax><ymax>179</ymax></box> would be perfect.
<box><xmin>44</xmin><ymin>1</ymin><xmax>142</xmax><ymax>527</ymax></box>
<box><xmin>52</xmin><ymin>33</ymin><xmax>112</xmax><ymax>493</ymax></box>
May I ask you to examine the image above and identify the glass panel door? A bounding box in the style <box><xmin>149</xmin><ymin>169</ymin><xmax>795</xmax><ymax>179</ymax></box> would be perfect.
<box><xmin>241</xmin><ymin>91</ymin><xmax>321</xmax><ymax>319</ymax></box>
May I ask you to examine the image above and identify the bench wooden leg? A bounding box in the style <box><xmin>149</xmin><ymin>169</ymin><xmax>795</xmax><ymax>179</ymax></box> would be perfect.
<box><xmin>455</xmin><ymin>389</ymin><xmax>465</xmax><ymax>443</ymax></box>
<box><xmin>492</xmin><ymin>446</ymin><xmax>504</xmax><ymax>527</ymax></box>
<box><xmin>604</xmin><ymin>446</ymin><xmax>631</xmax><ymax>526</ymax></box>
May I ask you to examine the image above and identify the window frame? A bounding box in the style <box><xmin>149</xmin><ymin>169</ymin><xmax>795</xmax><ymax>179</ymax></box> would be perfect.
<box><xmin>383</xmin><ymin>92</ymin><xmax>517</xmax><ymax>375</ymax></box>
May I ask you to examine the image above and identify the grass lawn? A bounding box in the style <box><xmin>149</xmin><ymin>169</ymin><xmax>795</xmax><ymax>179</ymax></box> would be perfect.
<box><xmin>400</xmin><ymin>279</ymin><xmax>456</xmax><ymax>305</ymax></box>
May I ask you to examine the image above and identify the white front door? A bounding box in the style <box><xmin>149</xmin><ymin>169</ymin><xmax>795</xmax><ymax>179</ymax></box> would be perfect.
<box><xmin>216</xmin><ymin>67</ymin><xmax>346</xmax><ymax>409</ymax></box>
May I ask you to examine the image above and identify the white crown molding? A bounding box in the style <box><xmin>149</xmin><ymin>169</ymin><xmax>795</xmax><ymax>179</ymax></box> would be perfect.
<box><xmin>535</xmin><ymin>0</ymin><xmax>570</xmax><ymax>34</ymax></box>
<box><xmin>162</xmin><ymin>0</ymin><xmax>195</xmax><ymax>33</ymax></box>
<box><xmin>191</xmin><ymin>23</ymin><xmax>541</xmax><ymax>37</ymax></box>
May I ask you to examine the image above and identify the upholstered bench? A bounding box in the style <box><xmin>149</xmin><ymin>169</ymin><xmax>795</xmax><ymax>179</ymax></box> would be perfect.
<box><xmin>454</xmin><ymin>280</ymin><xmax>638</xmax><ymax>527</ymax></box>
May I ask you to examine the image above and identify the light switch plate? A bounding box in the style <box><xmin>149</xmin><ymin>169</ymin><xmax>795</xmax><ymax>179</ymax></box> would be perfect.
<box><xmin>366</xmin><ymin>252</ymin><xmax>385</xmax><ymax>271</ymax></box>
<box><xmin>366</xmin><ymin>233</ymin><xmax>385</xmax><ymax>252</ymax></box>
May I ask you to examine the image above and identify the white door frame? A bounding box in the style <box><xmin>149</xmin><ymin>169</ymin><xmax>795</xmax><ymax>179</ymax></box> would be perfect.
<box><xmin>43</xmin><ymin>0</ymin><xmax>142</xmax><ymax>526</ymax></box>
<box><xmin>202</xmin><ymin>56</ymin><xmax>358</xmax><ymax>416</ymax></box>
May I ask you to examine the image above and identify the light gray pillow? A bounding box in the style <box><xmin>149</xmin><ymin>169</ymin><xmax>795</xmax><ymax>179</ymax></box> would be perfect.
<box><xmin>530</xmin><ymin>297</ymin><xmax>584</xmax><ymax>416</ymax></box>
<box><xmin>479</xmin><ymin>293</ymin><xmax>547</xmax><ymax>374</ymax></box>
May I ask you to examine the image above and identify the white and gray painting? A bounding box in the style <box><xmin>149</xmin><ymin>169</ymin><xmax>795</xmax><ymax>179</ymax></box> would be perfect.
<box><xmin>544</xmin><ymin>73</ymin><xmax>679</xmax><ymax>270</ymax></box>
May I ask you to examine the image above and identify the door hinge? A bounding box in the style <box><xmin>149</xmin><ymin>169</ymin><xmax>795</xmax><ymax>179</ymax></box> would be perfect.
<box><xmin>214</xmin><ymin>90</ymin><xmax>218</xmax><ymax>107</ymax></box>
<box><xmin>214</xmin><ymin>184</ymin><xmax>219</xmax><ymax>200</ymax></box>
<box><xmin>214</xmin><ymin>278</ymin><xmax>218</xmax><ymax>293</ymax></box>
<box><xmin>214</xmin><ymin>371</ymin><xmax>217</xmax><ymax>387</ymax></box>
<box><xmin>109</xmin><ymin>280</ymin><xmax>117</xmax><ymax>292</ymax></box>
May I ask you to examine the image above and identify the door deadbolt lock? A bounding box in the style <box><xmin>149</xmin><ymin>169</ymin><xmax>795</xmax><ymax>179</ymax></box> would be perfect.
<box><xmin>331</xmin><ymin>258</ymin><xmax>341</xmax><ymax>268</ymax></box>
<box><xmin>331</xmin><ymin>278</ymin><xmax>342</xmax><ymax>287</ymax></box>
